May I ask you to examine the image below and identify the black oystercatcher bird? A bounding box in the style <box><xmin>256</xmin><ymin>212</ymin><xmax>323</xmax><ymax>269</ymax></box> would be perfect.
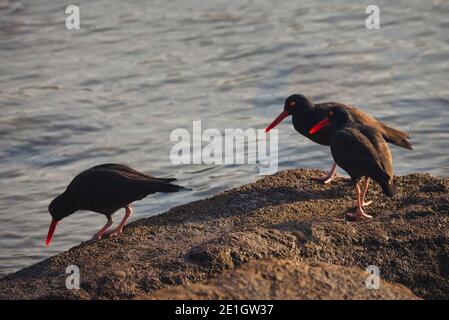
<box><xmin>46</xmin><ymin>163</ymin><xmax>186</xmax><ymax>246</ymax></box>
<box><xmin>309</xmin><ymin>106</ymin><xmax>397</xmax><ymax>219</ymax></box>
<box><xmin>265</xmin><ymin>94</ymin><xmax>412</xmax><ymax>183</ymax></box>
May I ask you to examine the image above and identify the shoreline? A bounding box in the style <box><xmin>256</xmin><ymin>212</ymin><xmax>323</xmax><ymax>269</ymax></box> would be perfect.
<box><xmin>1</xmin><ymin>168</ymin><xmax>448</xmax><ymax>299</ymax></box>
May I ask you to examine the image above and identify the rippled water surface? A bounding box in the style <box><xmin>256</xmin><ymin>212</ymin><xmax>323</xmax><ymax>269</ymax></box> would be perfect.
<box><xmin>0</xmin><ymin>0</ymin><xmax>448</xmax><ymax>276</ymax></box>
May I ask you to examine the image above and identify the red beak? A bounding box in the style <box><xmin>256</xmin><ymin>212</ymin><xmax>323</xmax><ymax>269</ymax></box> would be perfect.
<box><xmin>46</xmin><ymin>219</ymin><xmax>59</xmax><ymax>247</ymax></box>
<box><xmin>309</xmin><ymin>117</ymin><xmax>330</xmax><ymax>134</ymax></box>
<box><xmin>265</xmin><ymin>110</ymin><xmax>290</xmax><ymax>132</ymax></box>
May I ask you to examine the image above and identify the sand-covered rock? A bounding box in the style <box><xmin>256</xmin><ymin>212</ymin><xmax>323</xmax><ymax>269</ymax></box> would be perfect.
<box><xmin>139</xmin><ymin>258</ymin><xmax>419</xmax><ymax>300</ymax></box>
<box><xmin>0</xmin><ymin>169</ymin><xmax>448</xmax><ymax>299</ymax></box>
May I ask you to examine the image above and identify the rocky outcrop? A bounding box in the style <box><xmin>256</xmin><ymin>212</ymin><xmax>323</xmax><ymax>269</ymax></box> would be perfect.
<box><xmin>0</xmin><ymin>169</ymin><xmax>448</xmax><ymax>299</ymax></box>
<box><xmin>140</xmin><ymin>258</ymin><xmax>419</xmax><ymax>300</ymax></box>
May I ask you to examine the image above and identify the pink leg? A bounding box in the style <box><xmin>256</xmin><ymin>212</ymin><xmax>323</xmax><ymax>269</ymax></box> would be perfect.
<box><xmin>311</xmin><ymin>162</ymin><xmax>337</xmax><ymax>184</ymax></box>
<box><xmin>347</xmin><ymin>182</ymin><xmax>373</xmax><ymax>219</ymax></box>
<box><xmin>107</xmin><ymin>205</ymin><xmax>132</xmax><ymax>237</ymax></box>
<box><xmin>90</xmin><ymin>216</ymin><xmax>113</xmax><ymax>240</ymax></box>
<box><xmin>354</xmin><ymin>177</ymin><xmax>373</xmax><ymax>207</ymax></box>
<box><xmin>361</xmin><ymin>177</ymin><xmax>373</xmax><ymax>207</ymax></box>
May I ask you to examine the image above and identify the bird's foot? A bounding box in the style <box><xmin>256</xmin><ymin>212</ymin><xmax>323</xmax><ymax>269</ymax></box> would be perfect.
<box><xmin>346</xmin><ymin>207</ymin><xmax>373</xmax><ymax>219</ymax></box>
<box><xmin>355</xmin><ymin>200</ymin><xmax>373</xmax><ymax>207</ymax></box>
<box><xmin>105</xmin><ymin>228</ymin><xmax>123</xmax><ymax>238</ymax></box>
<box><xmin>89</xmin><ymin>233</ymin><xmax>103</xmax><ymax>241</ymax></box>
<box><xmin>311</xmin><ymin>163</ymin><xmax>337</xmax><ymax>184</ymax></box>
<box><xmin>311</xmin><ymin>174</ymin><xmax>335</xmax><ymax>184</ymax></box>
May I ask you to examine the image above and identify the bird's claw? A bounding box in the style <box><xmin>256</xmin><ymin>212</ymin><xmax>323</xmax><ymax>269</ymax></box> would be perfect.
<box><xmin>90</xmin><ymin>234</ymin><xmax>102</xmax><ymax>241</ymax></box>
<box><xmin>355</xmin><ymin>200</ymin><xmax>373</xmax><ymax>207</ymax></box>
<box><xmin>311</xmin><ymin>175</ymin><xmax>334</xmax><ymax>184</ymax></box>
<box><xmin>106</xmin><ymin>229</ymin><xmax>123</xmax><ymax>238</ymax></box>
<box><xmin>346</xmin><ymin>209</ymin><xmax>373</xmax><ymax>220</ymax></box>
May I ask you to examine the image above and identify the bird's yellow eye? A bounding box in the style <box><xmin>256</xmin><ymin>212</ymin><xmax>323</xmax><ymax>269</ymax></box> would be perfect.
<box><xmin>289</xmin><ymin>101</ymin><xmax>296</xmax><ymax>107</ymax></box>
<box><xmin>329</xmin><ymin>110</ymin><xmax>334</xmax><ymax>116</ymax></box>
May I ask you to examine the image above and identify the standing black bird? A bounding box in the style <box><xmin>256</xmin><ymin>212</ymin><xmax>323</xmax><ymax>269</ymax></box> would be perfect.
<box><xmin>266</xmin><ymin>94</ymin><xmax>412</xmax><ymax>183</ymax></box>
<box><xmin>46</xmin><ymin>163</ymin><xmax>186</xmax><ymax>246</ymax></box>
<box><xmin>309</xmin><ymin>106</ymin><xmax>397</xmax><ymax>219</ymax></box>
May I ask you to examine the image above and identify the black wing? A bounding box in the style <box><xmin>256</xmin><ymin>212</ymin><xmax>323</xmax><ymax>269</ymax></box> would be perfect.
<box><xmin>331</xmin><ymin>126</ymin><xmax>392</xmax><ymax>184</ymax></box>
<box><xmin>356</xmin><ymin>125</ymin><xmax>394</xmax><ymax>179</ymax></box>
<box><xmin>89</xmin><ymin>163</ymin><xmax>177</xmax><ymax>182</ymax></box>
<box><xmin>66</xmin><ymin>167</ymin><xmax>183</xmax><ymax>214</ymax></box>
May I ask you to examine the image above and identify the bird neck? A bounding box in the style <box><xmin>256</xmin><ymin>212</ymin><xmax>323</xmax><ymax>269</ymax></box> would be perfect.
<box><xmin>58</xmin><ymin>193</ymin><xmax>78</xmax><ymax>219</ymax></box>
<box><xmin>331</xmin><ymin>117</ymin><xmax>354</xmax><ymax>133</ymax></box>
<box><xmin>291</xmin><ymin>103</ymin><xmax>318</xmax><ymax>133</ymax></box>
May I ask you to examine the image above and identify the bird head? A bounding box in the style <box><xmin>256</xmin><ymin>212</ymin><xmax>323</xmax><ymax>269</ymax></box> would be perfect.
<box><xmin>46</xmin><ymin>193</ymin><xmax>76</xmax><ymax>247</ymax></box>
<box><xmin>265</xmin><ymin>94</ymin><xmax>313</xmax><ymax>132</ymax></box>
<box><xmin>309</xmin><ymin>106</ymin><xmax>353</xmax><ymax>134</ymax></box>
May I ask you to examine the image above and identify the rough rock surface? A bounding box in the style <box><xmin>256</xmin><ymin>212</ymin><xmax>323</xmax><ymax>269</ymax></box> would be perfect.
<box><xmin>140</xmin><ymin>258</ymin><xmax>419</xmax><ymax>300</ymax></box>
<box><xmin>0</xmin><ymin>169</ymin><xmax>448</xmax><ymax>299</ymax></box>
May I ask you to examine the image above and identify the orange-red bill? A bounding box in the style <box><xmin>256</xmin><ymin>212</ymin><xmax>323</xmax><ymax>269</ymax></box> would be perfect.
<box><xmin>265</xmin><ymin>110</ymin><xmax>289</xmax><ymax>132</ymax></box>
<box><xmin>309</xmin><ymin>117</ymin><xmax>330</xmax><ymax>135</ymax></box>
<box><xmin>46</xmin><ymin>219</ymin><xmax>58</xmax><ymax>247</ymax></box>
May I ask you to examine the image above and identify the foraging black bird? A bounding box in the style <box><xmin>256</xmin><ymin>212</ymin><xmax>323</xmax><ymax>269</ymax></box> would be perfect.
<box><xmin>309</xmin><ymin>106</ymin><xmax>397</xmax><ymax>219</ymax></box>
<box><xmin>265</xmin><ymin>94</ymin><xmax>412</xmax><ymax>183</ymax></box>
<box><xmin>46</xmin><ymin>163</ymin><xmax>186</xmax><ymax>246</ymax></box>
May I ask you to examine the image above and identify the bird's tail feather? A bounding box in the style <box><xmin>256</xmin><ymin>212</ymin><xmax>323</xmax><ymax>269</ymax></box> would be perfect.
<box><xmin>150</xmin><ymin>177</ymin><xmax>190</xmax><ymax>192</ymax></box>
<box><xmin>156</xmin><ymin>177</ymin><xmax>177</xmax><ymax>183</ymax></box>
<box><xmin>380</xmin><ymin>123</ymin><xmax>413</xmax><ymax>150</ymax></box>
<box><xmin>163</xmin><ymin>183</ymin><xmax>188</xmax><ymax>192</ymax></box>
<box><xmin>381</xmin><ymin>179</ymin><xmax>397</xmax><ymax>197</ymax></box>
